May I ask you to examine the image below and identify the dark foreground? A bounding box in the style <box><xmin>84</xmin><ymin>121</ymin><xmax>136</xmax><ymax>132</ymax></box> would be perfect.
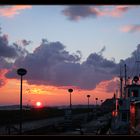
<box><xmin>0</xmin><ymin>106</ymin><xmax>113</xmax><ymax>135</ymax></box>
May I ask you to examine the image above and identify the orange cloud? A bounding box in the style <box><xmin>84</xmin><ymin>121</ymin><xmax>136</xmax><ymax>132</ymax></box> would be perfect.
<box><xmin>62</xmin><ymin>5</ymin><xmax>135</xmax><ymax>21</ymax></box>
<box><xmin>94</xmin><ymin>77</ymin><xmax>119</xmax><ymax>94</ymax></box>
<box><xmin>108</xmin><ymin>6</ymin><xmax>131</xmax><ymax>17</ymax></box>
<box><xmin>0</xmin><ymin>69</ymin><xmax>8</xmax><ymax>87</ymax></box>
<box><xmin>120</xmin><ymin>25</ymin><xmax>140</xmax><ymax>33</ymax></box>
<box><xmin>0</xmin><ymin>5</ymin><xmax>32</xmax><ymax>17</ymax></box>
<box><xmin>96</xmin><ymin>6</ymin><xmax>133</xmax><ymax>17</ymax></box>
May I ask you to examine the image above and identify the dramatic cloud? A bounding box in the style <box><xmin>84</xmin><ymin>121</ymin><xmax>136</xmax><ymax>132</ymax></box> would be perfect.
<box><xmin>0</xmin><ymin>26</ymin><xmax>139</xmax><ymax>91</ymax></box>
<box><xmin>0</xmin><ymin>34</ymin><xmax>28</xmax><ymax>60</ymax></box>
<box><xmin>0</xmin><ymin>5</ymin><xmax>32</xmax><ymax>17</ymax></box>
<box><xmin>62</xmin><ymin>5</ymin><xmax>135</xmax><ymax>21</ymax></box>
<box><xmin>62</xmin><ymin>6</ymin><xmax>101</xmax><ymax>21</ymax></box>
<box><xmin>0</xmin><ymin>30</ymin><xmax>29</xmax><ymax>87</ymax></box>
<box><xmin>6</xmin><ymin>40</ymin><xmax>118</xmax><ymax>90</ymax></box>
<box><xmin>3</xmin><ymin>37</ymin><xmax>140</xmax><ymax>91</ymax></box>
<box><xmin>78</xmin><ymin>50</ymin><xmax>118</xmax><ymax>89</ymax></box>
<box><xmin>0</xmin><ymin>57</ymin><xmax>13</xmax><ymax>70</ymax></box>
<box><xmin>6</xmin><ymin>41</ymin><xmax>82</xmax><ymax>84</ymax></box>
<box><xmin>0</xmin><ymin>34</ymin><xmax>19</xmax><ymax>59</ymax></box>
<box><xmin>122</xmin><ymin>44</ymin><xmax>140</xmax><ymax>77</ymax></box>
<box><xmin>94</xmin><ymin>47</ymin><xmax>140</xmax><ymax>93</ymax></box>
<box><xmin>120</xmin><ymin>25</ymin><xmax>140</xmax><ymax>33</ymax></box>
<box><xmin>2</xmin><ymin>34</ymin><xmax>140</xmax><ymax>91</ymax></box>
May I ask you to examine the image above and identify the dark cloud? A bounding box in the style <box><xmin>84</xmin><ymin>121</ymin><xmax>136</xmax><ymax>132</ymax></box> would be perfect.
<box><xmin>111</xmin><ymin>44</ymin><xmax>140</xmax><ymax>80</ymax></box>
<box><xmin>0</xmin><ymin>34</ymin><xmax>28</xmax><ymax>60</ymax></box>
<box><xmin>121</xmin><ymin>44</ymin><xmax>140</xmax><ymax>77</ymax></box>
<box><xmin>62</xmin><ymin>6</ymin><xmax>100</xmax><ymax>21</ymax></box>
<box><xmin>84</xmin><ymin>51</ymin><xmax>116</xmax><ymax>69</ymax></box>
<box><xmin>0</xmin><ymin>29</ymin><xmax>29</xmax><ymax>88</ymax></box>
<box><xmin>62</xmin><ymin>6</ymin><xmax>135</xmax><ymax>21</ymax></box>
<box><xmin>0</xmin><ymin>35</ymin><xmax>18</xmax><ymax>58</ymax></box>
<box><xmin>62</xmin><ymin>5</ymin><xmax>136</xmax><ymax>21</ymax></box>
<box><xmin>93</xmin><ymin>49</ymin><xmax>140</xmax><ymax>94</ymax></box>
<box><xmin>21</xmin><ymin>39</ymin><xmax>32</xmax><ymax>46</ymax></box>
<box><xmin>6</xmin><ymin>41</ymin><xmax>82</xmax><ymax>83</ymax></box>
<box><xmin>4</xmin><ymin>36</ymin><xmax>140</xmax><ymax>91</ymax></box>
<box><xmin>79</xmin><ymin>50</ymin><xmax>117</xmax><ymax>89</ymax></box>
<box><xmin>0</xmin><ymin>57</ymin><xmax>13</xmax><ymax>69</ymax></box>
<box><xmin>1</xmin><ymin>26</ymin><xmax>140</xmax><ymax>90</ymax></box>
<box><xmin>6</xmin><ymin>41</ymin><xmax>118</xmax><ymax>90</ymax></box>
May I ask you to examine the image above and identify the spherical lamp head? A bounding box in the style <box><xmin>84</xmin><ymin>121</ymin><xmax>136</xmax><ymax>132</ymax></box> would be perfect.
<box><xmin>68</xmin><ymin>88</ymin><xmax>73</xmax><ymax>93</ymax></box>
<box><xmin>17</xmin><ymin>68</ymin><xmax>27</xmax><ymax>76</ymax></box>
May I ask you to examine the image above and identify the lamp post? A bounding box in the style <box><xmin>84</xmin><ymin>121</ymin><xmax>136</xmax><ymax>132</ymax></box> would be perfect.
<box><xmin>95</xmin><ymin>98</ymin><xmax>98</xmax><ymax>106</ymax></box>
<box><xmin>68</xmin><ymin>88</ymin><xmax>73</xmax><ymax>110</ymax></box>
<box><xmin>17</xmin><ymin>68</ymin><xmax>27</xmax><ymax>135</ymax></box>
<box><xmin>87</xmin><ymin>95</ymin><xmax>90</xmax><ymax>119</ymax></box>
<box><xmin>87</xmin><ymin>95</ymin><xmax>90</xmax><ymax>110</ymax></box>
<box><xmin>101</xmin><ymin>100</ymin><xmax>103</xmax><ymax>105</ymax></box>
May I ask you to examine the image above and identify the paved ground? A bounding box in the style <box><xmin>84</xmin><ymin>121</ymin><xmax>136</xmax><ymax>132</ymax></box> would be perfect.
<box><xmin>59</xmin><ymin>113</ymin><xmax>112</xmax><ymax>135</ymax></box>
<box><xmin>0</xmin><ymin>113</ymin><xmax>89</xmax><ymax>135</ymax></box>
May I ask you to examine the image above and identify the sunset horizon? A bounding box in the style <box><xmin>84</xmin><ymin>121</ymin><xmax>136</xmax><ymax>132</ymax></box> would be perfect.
<box><xmin>0</xmin><ymin>5</ymin><xmax>140</xmax><ymax>107</ymax></box>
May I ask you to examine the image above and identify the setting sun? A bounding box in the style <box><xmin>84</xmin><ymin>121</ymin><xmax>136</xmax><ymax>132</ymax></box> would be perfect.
<box><xmin>36</xmin><ymin>101</ymin><xmax>42</xmax><ymax>107</ymax></box>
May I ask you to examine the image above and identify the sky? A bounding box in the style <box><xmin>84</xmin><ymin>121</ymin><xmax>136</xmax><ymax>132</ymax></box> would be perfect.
<box><xmin>0</xmin><ymin>5</ymin><xmax>140</xmax><ymax>107</ymax></box>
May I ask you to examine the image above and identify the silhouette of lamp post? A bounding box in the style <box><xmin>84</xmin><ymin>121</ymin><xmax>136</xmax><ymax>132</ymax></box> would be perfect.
<box><xmin>100</xmin><ymin>100</ymin><xmax>103</xmax><ymax>105</ymax></box>
<box><xmin>17</xmin><ymin>68</ymin><xmax>27</xmax><ymax>134</ymax></box>
<box><xmin>95</xmin><ymin>98</ymin><xmax>98</xmax><ymax>106</ymax></box>
<box><xmin>68</xmin><ymin>89</ymin><xmax>73</xmax><ymax>110</ymax></box>
<box><xmin>87</xmin><ymin>95</ymin><xmax>90</xmax><ymax>110</ymax></box>
<box><xmin>87</xmin><ymin>95</ymin><xmax>90</xmax><ymax>119</ymax></box>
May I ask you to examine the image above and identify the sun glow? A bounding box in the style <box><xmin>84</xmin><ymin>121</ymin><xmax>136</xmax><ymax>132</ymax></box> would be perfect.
<box><xmin>36</xmin><ymin>101</ymin><xmax>42</xmax><ymax>107</ymax></box>
<box><xmin>26</xmin><ymin>88</ymin><xmax>45</xmax><ymax>94</ymax></box>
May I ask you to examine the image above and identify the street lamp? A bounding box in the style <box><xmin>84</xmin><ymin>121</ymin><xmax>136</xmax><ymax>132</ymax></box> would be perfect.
<box><xmin>101</xmin><ymin>100</ymin><xmax>103</xmax><ymax>104</ymax></box>
<box><xmin>17</xmin><ymin>68</ymin><xmax>27</xmax><ymax>135</ymax></box>
<box><xmin>87</xmin><ymin>95</ymin><xmax>90</xmax><ymax>119</ymax></box>
<box><xmin>68</xmin><ymin>88</ymin><xmax>73</xmax><ymax>110</ymax></box>
<box><xmin>95</xmin><ymin>98</ymin><xmax>98</xmax><ymax>106</ymax></box>
<box><xmin>87</xmin><ymin>95</ymin><xmax>90</xmax><ymax>110</ymax></box>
